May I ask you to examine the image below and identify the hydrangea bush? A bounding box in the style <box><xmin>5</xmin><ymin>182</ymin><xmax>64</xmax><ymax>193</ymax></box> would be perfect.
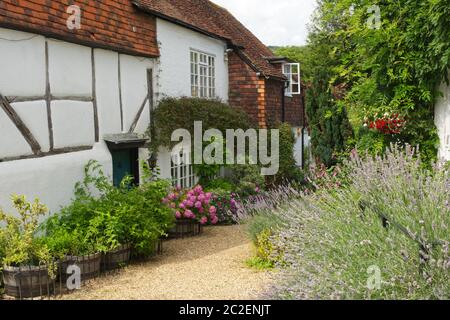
<box><xmin>164</xmin><ymin>185</ymin><xmax>218</xmax><ymax>225</ymax></box>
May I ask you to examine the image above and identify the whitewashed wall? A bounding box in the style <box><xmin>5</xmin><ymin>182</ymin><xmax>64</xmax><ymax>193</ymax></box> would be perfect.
<box><xmin>435</xmin><ymin>73</ymin><xmax>450</xmax><ymax>161</ymax></box>
<box><xmin>0</xmin><ymin>27</ymin><xmax>156</xmax><ymax>213</ymax></box>
<box><xmin>156</xmin><ymin>18</ymin><xmax>229</xmax><ymax>101</ymax></box>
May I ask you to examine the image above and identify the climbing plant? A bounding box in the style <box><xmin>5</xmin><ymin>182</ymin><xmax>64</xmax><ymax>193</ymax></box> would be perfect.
<box><xmin>303</xmin><ymin>0</ymin><xmax>450</xmax><ymax>164</ymax></box>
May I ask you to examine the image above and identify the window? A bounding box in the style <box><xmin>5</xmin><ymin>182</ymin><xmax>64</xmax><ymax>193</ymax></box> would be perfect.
<box><xmin>191</xmin><ymin>50</ymin><xmax>216</xmax><ymax>98</ymax></box>
<box><xmin>283</xmin><ymin>63</ymin><xmax>301</xmax><ymax>95</ymax></box>
<box><xmin>171</xmin><ymin>150</ymin><xmax>197</xmax><ymax>189</ymax></box>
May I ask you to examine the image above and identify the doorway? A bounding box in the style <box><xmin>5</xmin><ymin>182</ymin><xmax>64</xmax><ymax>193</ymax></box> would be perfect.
<box><xmin>111</xmin><ymin>148</ymin><xmax>139</xmax><ymax>187</ymax></box>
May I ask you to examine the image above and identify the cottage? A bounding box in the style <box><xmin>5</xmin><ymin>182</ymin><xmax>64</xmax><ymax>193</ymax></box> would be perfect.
<box><xmin>0</xmin><ymin>0</ymin><xmax>305</xmax><ymax>213</ymax></box>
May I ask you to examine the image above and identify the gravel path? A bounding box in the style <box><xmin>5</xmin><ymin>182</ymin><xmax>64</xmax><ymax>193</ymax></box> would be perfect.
<box><xmin>61</xmin><ymin>225</ymin><xmax>272</xmax><ymax>300</ymax></box>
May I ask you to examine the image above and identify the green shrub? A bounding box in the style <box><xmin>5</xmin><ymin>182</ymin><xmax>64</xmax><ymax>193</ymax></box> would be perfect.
<box><xmin>0</xmin><ymin>195</ymin><xmax>54</xmax><ymax>277</ymax></box>
<box><xmin>204</xmin><ymin>178</ymin><xmax>233</xmax><ymax>192</ymax></box>
<box><xmin>148</xmin><ymin>97</ymin><xmax>255</xmax><ymax>153</ymax></box>
<box><xmin>42</xmin><ymin>161</ymin><xmax>175</xmax><ymax>258</ymax></box>
<box><xmin>264</xmin><ymin>145</ymin><xmax>450</xmax><ymax>299</ymax></box>
<box><xmin>228</xmin><ymin>163</ymin><xmax>265</xmax><ymax>197</ymax></box>
<box><xmin>271</xmin><ymin>123</ymin><xmax>305</xmax><ymax>185</ymax></box>
<box><xmin>246</xmin><ymin>213</ymin><xmax>284</xmax><ymax>268</ymax></box>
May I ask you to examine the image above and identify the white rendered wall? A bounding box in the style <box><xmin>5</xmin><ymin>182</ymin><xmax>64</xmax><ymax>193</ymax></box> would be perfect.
<box><xmin>48</xmin><ymin>40</ymin><xmax>92</xmax><ymax>97</ymax></box>
<box><xmin>0</xmin><ymin>27</ymin><xmax>158</xmax><ymax>213</ymax></box>
<box><xmin>0</xmin><ymin>143</ymin><xmax>112</xmax><ymax>214</ymax></box>
<box><xmin>156</xmin><ymin>18</ymin><xmax>229</xmax><ymax>101</ymax></box>
<box><xmin>94</xmin><ymin>49</ymin><xmax>122</xmax><ymax>135</ymax></box>
<box><xmin>0</xmin><ymin>29</ymin><xmax>46</xmax><ymax>96</ymax></box>
<box><xmin>120</xmin><ymin>54</ymin><xmax>153</xmax><ymax>134</ymax></box>
<box><xmin>435</xmin><ymin>73</ymin><xmax>450</xmax><ymax>161</ymax></box>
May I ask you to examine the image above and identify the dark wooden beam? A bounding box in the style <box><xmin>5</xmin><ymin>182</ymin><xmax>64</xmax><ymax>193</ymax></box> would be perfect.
<box><xmin>91</xmin><ymin>48</ymin><xmax>99</xmax><ymax>142</ymax></box>
<box><xmin>0</xmin><ymin>94</ymin><xmax>42</xmax><ymax>155</ymax></box>
<box><xmin>129</xmin><ymin>96</ymin><xmax>148</xmax><ymax>133</ymax></box>
<box><xmin>0</xmin><ymin>145</ymin><xmax>93</xmax><ymax>163</ymax></box>
<box><xmin>45</xmin><ymin>41</ymin><xmax>54</xmax><ymax>151</ymax></box>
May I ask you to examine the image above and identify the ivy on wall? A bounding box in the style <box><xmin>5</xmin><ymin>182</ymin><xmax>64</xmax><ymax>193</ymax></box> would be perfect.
<box><xmin>147</xmin><ymin>97</ymin><xmax>255</xmax><ymax>153</ymax></box>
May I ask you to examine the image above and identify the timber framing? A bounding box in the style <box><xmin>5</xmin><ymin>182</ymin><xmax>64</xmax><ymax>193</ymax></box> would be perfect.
<box><xmin>0</xmin><ymin>146</ymin><xmax>93</xmax><ymax>163</ymax></box>
<box><xmin>0</xmin><ymin>94</ymin><xmax>42</xmax><ymax>155</ymax></box>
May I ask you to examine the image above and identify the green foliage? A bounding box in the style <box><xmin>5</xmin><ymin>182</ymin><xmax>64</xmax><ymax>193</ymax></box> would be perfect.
<box><xmin>228</xmin><ymin>163</ymin><xmax>265</xmax><ymax>197</ymax></box>
<box><xmin>306</xmin><ymin>70</ymin><xmax>354</xmax><ymax>166</ymax></box>
<box><xmin>0</xmin><ymin>195</ymin><xmax>52</xmax><ymax>272</ymax></box>
<box><xmin>306</xmin><ymin>0</ymin><xmax>449</xmax><ymax>164</ymax></box>
<box><xmin>246</xmin><ymin>213</ymin><xmax>284</xmax><ymax>268</ymax></box>
<box><xmin>204</xmin><ymin>178</ymin><xmax>233</xmax><ymax>192</ymax></box>
<box><xmin>269</xmin><ymin>123</ymin><xmax>305</xmax><ymax>185</ymax></box>
<box><xmin>42</xmin><ymin>161</ymin><xmax>175</xmax><ymax>258</ymax></box>
<box><xmin>148</xmin><ymin>97</ymin><xmax>255</xmax><ymax>153</ymax></box>
<box><xmin>272</xmin><ymin>45</ymin><xmax>314</xmax><ymax>83</ymax></box>
<box><xmin>265</xmin><ymin>146</ymin><xmax>450</xmax><ymax>299</ymax></box>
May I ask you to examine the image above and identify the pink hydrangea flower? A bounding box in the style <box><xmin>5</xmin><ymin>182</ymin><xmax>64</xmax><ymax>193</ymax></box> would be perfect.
<box><xmin>184</xmin><ymin>210</ymin><xmax>193</xmax><ymax>219</ymax></box>
<box><xmin>175</xmin><ymin>211</ymin><xmax>182</xmax><ymax>219</ymax></box>
<box><xmin>200</xmin><ymin>216</ymin><xmax>208</xmax><ymax>225</ymax></box>
<box><xmin>162</xmin><ymin>198</ymin><xmax>169</xmax><ymax>204</ymax></box>
<box><xmin>198</xmin><ymin>207</ymin><xmax>204</xmax><ymax>213</ymax></box>
<box><xmin>198</xmin><ymin>194</ymin><xmax>206</xmax><ymax>202</ymax></box>
<box><xmin>189</xmin><ymin>196</ymin><xmax>197</xmax><ymax>202</ymax></box>
<box><xmin>205</xmin><ymin>192</ymin><xmax>212</xmax><ymax>199</ymax></box>
<box><xmin>186</xmin><ymin>200</ymin><xmax>194</xmax><ymax>208</ymax></box>
<box><xmin>179</xmin><ymin>202</ymin><xmax>186</xmax><ymax>209</ymax></box>
<box><xmin>195</xmin><ymin>201</ymin><xmax>202</xmax><ymax>209</ymax></box>
<box><xmin>209</xmin><ymin>206</ymin><xmax>217</xmax><ymax>215</ymax></box>
<box><xmin>211</xmin><ymin>216</ymin><xmax>219</xmax><ymax>225</ymax></box>
<box><xmin>194</xmin><ymin>185</ymin><xmax>203</xmax><ymax>194</ymax></box>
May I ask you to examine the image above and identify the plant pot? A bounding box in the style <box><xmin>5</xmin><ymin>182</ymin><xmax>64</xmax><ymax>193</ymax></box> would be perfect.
<box><xmin>60</xmin><ymin>253</ymin><xmax>101</xmax><ymax>282</ymax></box>
<box><xmin>131</xmin><ymin>239</ymin><xmax>164</xmax><ymax>262</ymax></box>
<box><xmin>101</xmin><ymin>244</ymin><xmax>131</xmax><ymax>272</ymax></box>
<box><xmin>2</xmin><ymin>265</ymin><xmax>54</xmax><ymax>299</ymax></box>
<box><xmin>168</xmin><ymin>219</ymin><xmax>203</xmax><ymax>239</ymax></box>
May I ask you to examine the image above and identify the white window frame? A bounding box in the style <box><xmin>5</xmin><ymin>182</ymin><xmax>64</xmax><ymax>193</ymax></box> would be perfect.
<box><xmin>171</xmin><ymin>149</ymin><xmax>197</xmax><ymax>189</ymax></box>
<box><xmin>283</xmin><ymin>63</ymin><xmax>301</xmax><ymax>95</ymax></box>
<box><xmin>190</xmin><ymin>49</ymin><xmax>216</xmax><ymax>98</ymax></box>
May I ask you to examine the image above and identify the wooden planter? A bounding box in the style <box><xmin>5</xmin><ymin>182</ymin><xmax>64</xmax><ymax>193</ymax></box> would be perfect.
<box><xmin>131</xmin><ymin>239</ymin><xmax>164</xmax><ymax>262</ymax></box>
<box><xmin>60</xmin><ymin>253</ymin><xmax>101</xmax><ymax>282</ymax></box>
<box><xmin>168</xmin><ymin>219</ymin><xmax>203</xmax><ymax>239</ymax></box>
<box><xmin>2</xmin><ymin>265</ymin><xmax>53</xmax><ymax>299</ymax></box>
<box><xmin>101</xmin><ymin>244</ymin><xmax>131</xmax><ymax>272</ymax></box>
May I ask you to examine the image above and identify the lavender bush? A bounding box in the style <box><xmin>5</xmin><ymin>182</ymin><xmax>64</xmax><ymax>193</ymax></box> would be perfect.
<box><xmin>242</xmin><ymin>145</ymin><xmax>449</xmax><ymax>299</ymax></box>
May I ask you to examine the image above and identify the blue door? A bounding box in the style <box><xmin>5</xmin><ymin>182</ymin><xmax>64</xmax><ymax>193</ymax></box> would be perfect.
<box><xmin>112</xmin><ymin>150</ymin><xmax>133</xmax><ymax>187</ymax></box>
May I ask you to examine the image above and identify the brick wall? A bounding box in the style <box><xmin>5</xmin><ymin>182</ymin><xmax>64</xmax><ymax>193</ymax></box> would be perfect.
<box><xmin>265</xmin><ymin>79</ymin><xmax>304</xmax><ymax>128</ymax></box>
<box><xmin>228</xmin><ymin>51</ymin><xmax>266</xmax><ymax>127</ymax></box>
<box><xmin>0</xmin><ymin>0</ymin><xmax>159</xmax><ymax>57</ymax></box>
<box><xmin>229</xmin><ymin>52</ymin><xmax>304</xmax><ymax>129</ymax></box>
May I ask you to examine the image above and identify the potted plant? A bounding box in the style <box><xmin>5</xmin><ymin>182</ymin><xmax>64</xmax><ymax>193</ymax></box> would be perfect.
<box><xmin>0</xmin><ymin>195</ymin><xmax>55</xmax><ymax>299</ymax></box>
<box><xmin>164</xmin><ymin>185</ymin><xmax>218</xmax><ymax>238</ymax></box>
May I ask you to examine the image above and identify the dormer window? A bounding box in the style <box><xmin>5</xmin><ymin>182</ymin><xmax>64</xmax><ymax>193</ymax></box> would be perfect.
<box><xmin>283</xmin><ymin>63</ymin><xmax>301</xmax><ymax>95</ymax></box>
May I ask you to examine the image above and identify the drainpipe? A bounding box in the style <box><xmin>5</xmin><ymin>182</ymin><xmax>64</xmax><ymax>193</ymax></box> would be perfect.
<box><xmin>301</xmin><ymin>93</ymin><xmax>306</xmax><ymax>170</ymax></box>
<box><xmin>281</xmin><ymin>85</ymin><xmax>286</xmax><ymax>123</ymax></box>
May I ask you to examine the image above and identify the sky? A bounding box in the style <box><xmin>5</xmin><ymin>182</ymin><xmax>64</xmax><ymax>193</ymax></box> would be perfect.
<box><xmin>211</xmin><ymin>0</ymin><xmax>318</xmax><ymax>47</ymax></box>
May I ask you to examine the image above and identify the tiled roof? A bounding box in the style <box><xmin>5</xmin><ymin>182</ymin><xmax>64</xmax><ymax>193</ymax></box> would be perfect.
<box><xmin>133</xmin><ymin>0</ymin><xmax>285</xmax><ymax>79</ymax></box>
<box><xmin>0</xmin><ymin>0</ymin><xmax>159</xmax><ymax>57</ymax></box>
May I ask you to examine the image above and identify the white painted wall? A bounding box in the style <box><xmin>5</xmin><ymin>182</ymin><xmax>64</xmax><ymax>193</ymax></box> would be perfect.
<box><xmin>435</xmin><ymin>73</ymin><xmax>450</xmax><ymax>161</ymax></box>
<box><xmin>120</xmin><ymin>54</ymin><xmax>153</xmax><ymax>134</ymax></box>
<box><xmin>0</xmin><ymin>27</ymin><xmax>158</xmax><ymax>214</ymax></box>
<box><xmin>156</xmin><ymin>18</ymin><xmax>229</xmax><ymax>101</ymax></box>
<box><xmin>0</xmin><ymin>29</ymin><xmax>46</xmax><ymax>97</ymax></box>
<box><xmin>48</xmin><ymin>40</ymin><xmax>92</xmax><ymax>97</ymax></box>
<box><xmin>0</xmin><ymin>143</ymin><xmax>112</xmax><ymax>214</ymax></box>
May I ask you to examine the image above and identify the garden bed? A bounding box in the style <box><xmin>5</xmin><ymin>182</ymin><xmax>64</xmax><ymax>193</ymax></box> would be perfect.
<box><xmin>167</xmin><ymin>219</ymin><xmax>203</xmax><ymax>239</ymax></box>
